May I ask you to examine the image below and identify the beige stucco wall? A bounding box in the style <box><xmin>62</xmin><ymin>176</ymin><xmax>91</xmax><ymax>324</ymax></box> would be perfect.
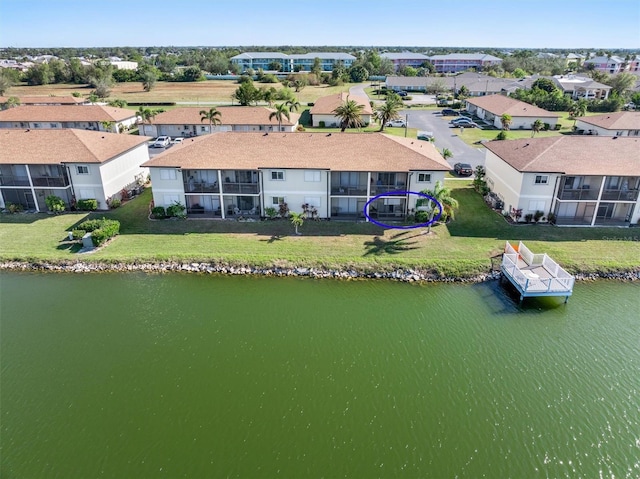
<box><xmin>148</xmin><ymin>167</ymin><xmax>186</xmax><ymax>208</ymax></box>
<box><xmin>68</xmin><ymin>162</ymin><xmax>106</xmax><ymax>209</ymax></box>
<box><xmin>262</xmin><ymin>168</ymin><xmax>329</xmax><ymax>217</ymax></box>
<box><xmin>98</xmin><ymin>144</ymin><xmax>150</xmax><ymax>203</ymax></box>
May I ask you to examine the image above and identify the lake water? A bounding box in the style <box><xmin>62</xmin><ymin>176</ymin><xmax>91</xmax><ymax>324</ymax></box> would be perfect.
<box><xmin>1</xmin><ymin>272</ymin><xmax>639</xmax><ymax>478</ymax></box>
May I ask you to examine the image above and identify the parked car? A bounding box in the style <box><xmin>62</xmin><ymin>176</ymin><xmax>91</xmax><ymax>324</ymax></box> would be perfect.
<box><xmin>151</xmin><ymin>136</ymin><xmax>171</xmax><ymax>148</ymax></box>
<box><xmin>396</xmin><ymin>91</ymin><xmax>408</xmax><ymax>97</ymax></box>
<box><xmin>450</xmin><ymin>118</ymin><xmax>478</xmax><ymax>128</ymax></box>
<box><xmin>442</xmin><ymin>109</ymin><xmax>460</xmax><ymax>116</ymax></box>
<box><xmin>385</xmin><ymin>119</ymin><xmax>406</xmax><ymax>128</ymax></box>
<box><xmin>454</xmin><ymin>163</ymin><xmax>474</xmax><ymax>176</ymax></box>
<box><xmin>172</xmin><ymin>137</ymin><xmax>184</xmax><ymax>144</ymax></box>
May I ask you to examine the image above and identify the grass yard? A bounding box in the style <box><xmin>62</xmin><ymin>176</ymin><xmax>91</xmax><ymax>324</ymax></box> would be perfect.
<box><xmin>8</xmin><ymin>81</ymin><xmax>362</xmax><ymax>105</ymax></box>
<box><xmin>2</xmin><ymin>184</ymin><xmax>639</xmax><ymax>277</ymax></box>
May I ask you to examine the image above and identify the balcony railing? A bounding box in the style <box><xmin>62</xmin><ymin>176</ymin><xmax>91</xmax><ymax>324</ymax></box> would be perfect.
<box><xmin>371</xmin><ymin>185</ymin><xmax>407</xmax><ymax>195</ymax></box>
<box><xmin>184</xmin><ymin>182</ymin><xmax>219</xmax><ymax>194</ymax></box>
<box><xmin>600</xmin><ymin>189</ymin><xmax>639</xmax><ymax>201</ymax></box>
<box><xmin>0</xmin><ymin>176</ymin><xmax>30</xmax><ymax>186</ymax></box>
<box><xmin>221</xmin><ymin>182</ymin><xmax>259</xmax><ymax>194</ymax></box>
<box><xmin>331</xmin><ymin>185</ymin><xmax>368</xmax><ymax>196</ymax></box>
<box><xmin>557</xmin><ymin>188</ymin><xmax>599</xmax><ymax>201</ymax></box>
<box><xmin>31</xmin><ymin>176</ymin><xmax>69</xmax><ymax>188</ymax></box>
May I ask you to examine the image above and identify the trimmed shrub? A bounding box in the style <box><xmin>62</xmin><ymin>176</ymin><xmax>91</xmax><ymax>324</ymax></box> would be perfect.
<box><xmin>415</xmin><ymin>211</ymin><xmax>429</xmax><ymax>223</ymax></box>
<box><xmin>91</xmin><ymin>228</ymin><xmax>109</xmax><ymax>246</ymax></box>
<box><xmin>109</xmin><ymin>198</ymin><xmax>121</xmax><ymax>209</ymax></box>
<box><xmin>71</xmin><ymin>229</ymin><xmax>86</xmax><ymax>240</ymax></box>
<box><xmin>319</xmin><ymin>121</ymin><xmax>325</xmax><ymax>128</ymax></box>
<box><xmin>77</xmin><ymin>199</ymin><xmax>98</xmax><ymax>211</ymax></box>
<box><xmin>495</xmin><ymin>131</ymin><xmax>508</xmax><ymax>140</ymax></box>
<box><xmin>45</xmin><ymin>195</ymin><xmax>66</xmax><ymax>213</ymax></box>
<box><xmin>166</xmin><ymin>202</ymin><xmax>186</xmax><ymax>218</ymax></box>
<box><xmin>99</xmin><ymin>219</ymin><xmax>120</xmax><ymax>238</ymax></box>
<box><xmin>77</xmin><ymin>219</ymin><xmax>103</xmax><ymax>232</ymax></box>
<box><xmin>77</xmin><ymin>218</ymin><xmax>120</xmax><ymax>246</ymax></box>
<box><xmin>151</xmin><ymin>206</ymin><xmax>166</xmax><ymax>218</ymax></box>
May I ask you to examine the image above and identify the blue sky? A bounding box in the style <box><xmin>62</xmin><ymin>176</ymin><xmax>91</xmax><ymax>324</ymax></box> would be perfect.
<box><xmin>0</xmin><ymin>0</ymin><xmax>638</xmax><ymax>49</ymax></box>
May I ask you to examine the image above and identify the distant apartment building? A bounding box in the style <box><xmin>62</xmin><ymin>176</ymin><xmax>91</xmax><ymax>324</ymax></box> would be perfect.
<box><xmin>583</xmin><ymin>56</ymin><xmax>629</xmax><ymax>74</ymax></box>
<box><xmin>427</xmin><ymin>53</ymin><xmax>503</xmax><ymax>74</ymax></box>
<box><xmin>380</xmin><ymin>52</ymin><xmax>430</xmax><ymax>72</ymax></box>
<box><xmin>230</xmin><ymin>52</ymin><xmax>355</xmax><ymax>72</ymax></box>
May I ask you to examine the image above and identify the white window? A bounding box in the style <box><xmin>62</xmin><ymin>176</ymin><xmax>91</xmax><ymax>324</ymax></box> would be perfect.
<box><xmin>271</xmin><ymin>171</ymin><xmax>285</xmax><ymax>181</ymax></box>
<box><xmin>163</xmin><ymin>194</ymin><xmax>180</xmax><ymax>205</ymax></box>
<box><xmin>160</xmin><ymin>168</ymin><xmax>177</xmax><ymax>180</ymax></box>
<box><xmin>76</xmin><ymin>165</ymin><xmax>89</xmax><ymax>175</ymax></box>
<box><xmin>272</xmin><ymin>196</ymin><xmax>285</xmax><ymax>205</ymax></box>
<box><xmin>417</xmin><ymin>173</ymin><xmax>431</xmax><ymax>182</ymax></box>
<box><xmin>534</xmin><ymin>175</ymin><xmax>549</xmax><ymax>185</ymax></box>
<box><xmin>528</xmin><ymin>200</ymin><xmax>545</xmax><ymax>212</ymax></box>
<box><xmin>304</xmin><ymin>170</ymin><xmax>321</xmax><ymax>182</ymax></box>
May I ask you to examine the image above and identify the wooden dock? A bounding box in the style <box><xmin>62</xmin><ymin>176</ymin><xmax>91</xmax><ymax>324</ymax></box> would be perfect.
<box><xmin>500</xmin><ymin>241</ymin><xmax>575</xmax><ymax>303</ymax></box>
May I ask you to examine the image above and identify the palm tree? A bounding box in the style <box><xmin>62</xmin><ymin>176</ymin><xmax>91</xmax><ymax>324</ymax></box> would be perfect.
<box><xmin>374</xmin><ymin>97</ymin><xmax>402</xmax><ymax>132</ymax></box>
<box><xmin>332</xmin><ymin>97</ymin><xmax>364</xmax><ymax>132</ymax></box>
<box><xmin>199</xmin><ymin>107</ymin><xmax>222</xmax><ymax>134</ymax></box>
<box><xmin>290</xmin><ymin>212</ymin><xmax>305</xmax><ymax>235</ymax></box>
<box><xmin>531</xmin><ymin>119</ymin><xmax>544</xmax><ymax>137</ymax></box>
<box><xmin>441</xmin><ymin>148</ymin><xmax>453</xmax><ymax>161</ymax></box>
<box><xmin>269</xmin><ymin>103</ymin><xmax>290</xmax><ymax>131</ymax></box>
<box><xmin>286</xmin><ymin>98</ymin><xmax>301</xmax><ymax>112</ymax></box>
<box><xmin>419</xmin><ymin>180</ymin><xmax>459</xmax><ymax>234</ymax></box>
<box><xmin>569</xmin><ymin>100</ymin><xmax>588</xmax><ymax>127</ymax></box>
<box><xmin>137</xmin><ymin>107</ymin><xmax>158</xmax><ymax>135</ymax></box>
<box><xmin>500</xmin><ymin>114</ymin><xmax>513</xmax><ymax>131</ymax></box>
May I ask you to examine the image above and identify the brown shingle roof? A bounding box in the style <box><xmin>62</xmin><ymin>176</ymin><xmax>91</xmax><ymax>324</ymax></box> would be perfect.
<box><xmin>0</xmin><ymin>129</ymin><xmax>151</xmax><ymax>164</ymax></box>
<box><xmin>466</xmin><ymin>94</ymin><xmax>559</xmax><ymax>118</ymax></box>
<box><xmin>577</xmin><ymin>111</ymin><xmax>640</xmax><ymax>130</ymax></box>
<box><xmin>0</xmin><ymin>105</ymin><xmax>137</xmax><ymax>122</ymax></box>
<box><xmin>142</xmin><ymin>132</ymin><xmax>450</xmax><ymax>172</ymax></box>
<box><xmin>0</xmin><ymin>96</ymin><xmax>86</xmax><ymax>105</ymax></box>
<box><xmin>143</xmin><ymin>106</ymin><xmax>300</xmax><ymax>126</ymax></box>
<box><xmin>310</xmin><ymin>92</ymin><xmax>373</xmax><ymax>115</ymax></box>
<box><xmin>484</xmin><ymin>136</ymin><xmax>640</xmax><ymax>175</ymax></box>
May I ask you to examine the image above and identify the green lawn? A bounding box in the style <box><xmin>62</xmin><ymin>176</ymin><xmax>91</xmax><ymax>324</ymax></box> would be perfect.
<box><xmin>2</xmin><ymin>184</ymin><xmax>639</xmax><ymax>276</ymax></box>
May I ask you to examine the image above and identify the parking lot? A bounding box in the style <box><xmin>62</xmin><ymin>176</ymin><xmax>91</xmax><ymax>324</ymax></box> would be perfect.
<box><xmin>401</xmin><ymin>109</ymin><xmax>486</xmax><ymax>172</ymax></box>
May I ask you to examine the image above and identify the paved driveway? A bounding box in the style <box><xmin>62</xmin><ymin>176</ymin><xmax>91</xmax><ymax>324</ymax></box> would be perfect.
<box><xmin>402</xmin><ymin>109</ymin><xmax>486</xmax><ymax>171</ymax></box>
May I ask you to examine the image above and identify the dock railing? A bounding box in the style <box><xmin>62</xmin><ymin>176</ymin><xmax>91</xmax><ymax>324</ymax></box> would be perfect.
<box><xmin>502</xmin><ymin>242</ymin><xmax>575</xmax><ymax>295</ymax></box>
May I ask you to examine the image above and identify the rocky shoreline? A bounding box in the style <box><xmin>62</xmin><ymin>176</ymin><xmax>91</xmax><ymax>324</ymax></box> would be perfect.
<box><xmin>1</xmin><ymin>261</ymin><xmax>639</xmax><ymax>283</ymax></box>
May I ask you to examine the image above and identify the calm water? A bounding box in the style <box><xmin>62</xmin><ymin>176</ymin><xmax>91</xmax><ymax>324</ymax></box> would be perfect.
<box><xmin>1</xmin><ymin>272</ymin><xmax>639</xmax><ymax>478</ymax></box>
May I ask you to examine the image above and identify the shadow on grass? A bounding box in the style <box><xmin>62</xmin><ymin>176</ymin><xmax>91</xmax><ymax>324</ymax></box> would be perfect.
<box><xmin>363</xmin><ymin>235</ymin><xmax>420</xmax><ymax>256</ymax></box>
<box><xmin>56</xmin><ymin>241</ymin><xmax>83</xmax><ymax>253</ymax></box>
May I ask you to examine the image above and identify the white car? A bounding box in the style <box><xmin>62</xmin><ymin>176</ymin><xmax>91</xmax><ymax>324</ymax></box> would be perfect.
<box><xmin>385</xmin><ymin>119</ymin><xmax>406</xmax><ymax>128</ymax></box>
<box><xmin>152</xmin><ymin>136</ymin><xmax>171</xmax><ymax>148</ymax></box>
<box><xmin>172</xmin><ymin>137</ymin><xmax>184</xmax><ymax>144</ymax></box>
